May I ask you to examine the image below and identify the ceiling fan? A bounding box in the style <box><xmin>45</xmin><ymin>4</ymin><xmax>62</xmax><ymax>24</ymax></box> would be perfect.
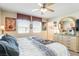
<box><xmin>32</xmin><ymin>3</ymin><xmax>54</xmax><ymax>14</ymax></box>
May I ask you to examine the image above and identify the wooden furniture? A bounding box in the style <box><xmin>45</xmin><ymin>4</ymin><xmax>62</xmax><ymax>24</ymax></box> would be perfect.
<box><xmin>55</xmin><ymin>34</ymin><xmax>79</xmax><ymax>52</ymax></box>
<box><xmin>57</xmin><ymin>17</ymin><xmax>79</xmax><ymax>52</ymax></box>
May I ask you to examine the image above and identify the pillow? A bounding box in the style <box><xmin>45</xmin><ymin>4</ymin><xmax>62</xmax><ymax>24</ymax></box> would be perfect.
<box><xmin>0</xmin><ymin>34</ymin><xmax>4</xmax><ymax>39</ymax></box>
<box><xmin>32</xmin><ymin>36</ymin><xmax>44</xmax><ymax>43</ymax></box>
<box><xmin>32</xmin><ymin>36</ymin><xmax>54</xmax><ymax>44</ymax></box>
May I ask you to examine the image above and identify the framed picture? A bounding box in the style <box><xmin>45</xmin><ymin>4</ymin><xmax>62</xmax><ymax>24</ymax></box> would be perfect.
<box><xmin>5</xmin><ymin>17</ymin><xmax>16</xmax><ymax>31</ymax></box>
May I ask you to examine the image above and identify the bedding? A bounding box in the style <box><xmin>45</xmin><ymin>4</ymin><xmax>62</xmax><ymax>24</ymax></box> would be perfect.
<box><xmin>17</xmin><ymin>37</ymin><xmax>70</xmax><ymax>56</ymax></box>
<box><xmin>0</xmin><ymin>34</ymin><xmax>19</xmax><ymax>56</ymax></box>
<box><xmin>0</xmin><ymin>34</ymin><xmax>70</xmax><ymax>56</ymax></box>
<box><xmin>17</xmin><ymin>37</ymin><xmax>45</xmax><ymax>56</ymax></box>
<box><xmin>32</xmin><ymin>36</ymin><xmax>45</xmax><ymax>44</ymax></box>
<box><xmin>46</xmin><ymin>42</ymin><xmax>70</xmax><ymax>56</ymax></box>
<box><xmin>32</xmin><ymin>36</ymin><xmax>54</xmax><ymax>44</ymax></box>
<box><xmin>32</xmin><ymin>37</ymin><xmax>70</xmax><ymax>56</ymax></box>
<box><xmin>31</xmin><ymin>39</ymin><xmax>56</xmax><ymax>56</ymax></box>
<box><xmin>0</xmin><ymin>34</ymin><xmax>4</xmax><ymax>39</ymax></box>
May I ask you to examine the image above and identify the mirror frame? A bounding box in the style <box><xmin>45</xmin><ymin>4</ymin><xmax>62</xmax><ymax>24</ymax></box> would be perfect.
<box><xmin>58</xmin><ymin>17</ymin><xmax>76</xmax><ymax>34</ymax></box>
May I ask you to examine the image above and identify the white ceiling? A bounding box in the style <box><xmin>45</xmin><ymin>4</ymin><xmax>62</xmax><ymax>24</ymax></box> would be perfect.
<box><xmin>0</xmin><ymin>3</ymin><xmax>79</xmax><ymax>18</ymax></box>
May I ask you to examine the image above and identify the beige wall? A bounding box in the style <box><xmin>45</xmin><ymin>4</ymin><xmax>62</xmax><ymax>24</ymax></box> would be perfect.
<box><xmin>0</xmin><ymin>10</ymin><xmax>17</xmax><ymax>35</ymax></box>
<box><xmin>0</xmin><ymin>10</ymin><xmax>54</xmax><ymax>40</ymax></box>
<box><xmin>0</xmin><ymin>10</ymin><xmax>1</xmax><ymax>33</ymax></box>
<box><xmin>0</xmin><ymin>10</ymin><xmax>1</xmax><ymax>25</ymax></box>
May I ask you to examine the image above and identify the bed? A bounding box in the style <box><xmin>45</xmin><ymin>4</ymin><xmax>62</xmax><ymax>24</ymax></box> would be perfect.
<box><xmin>0</xmin><ymin>34</ymin><xmax>70</xmax><ymax>56</ymax></box>
<box><xmin>17</xmin><ymin>37</ymin><xmax>70</xmax><ymax>56</ymax></box>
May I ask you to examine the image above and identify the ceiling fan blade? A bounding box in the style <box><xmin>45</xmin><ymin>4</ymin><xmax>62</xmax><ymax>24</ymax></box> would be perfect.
<box><xmin>46</xmin><ymin>8</ymin><xmax>54</xmax><ymax>12</ymax></box>
<box><xmin>46</xmin><ymin>3</ymin><xmax>54</xmax><ymax>7</ymax></box>
<box><xmin>38</xmin><ymin>3</ymin><xmax>43</xmax><ymax>7</ymax></box>
<box><xmin>38</xmin><ymin>3</ymin><xmax>46</xmax><ymax>8</ymax></box>
<box><xmin>32</xmin><ymin>9</ymin><xmax>39</xmax><ymax>12</ymax></box>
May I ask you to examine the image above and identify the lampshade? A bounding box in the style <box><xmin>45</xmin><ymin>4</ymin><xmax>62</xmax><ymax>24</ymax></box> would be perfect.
<box><xmin>0</xmin><ymin>25</ymin><xmax>5</xmax><ymax>30</ymax></box>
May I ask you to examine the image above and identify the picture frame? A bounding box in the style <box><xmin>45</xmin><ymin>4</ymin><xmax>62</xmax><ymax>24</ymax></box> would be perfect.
<box><xmin>5</xmin><ymin>17</ymin><xmax>16</xmax><ymax>31</ymax></box>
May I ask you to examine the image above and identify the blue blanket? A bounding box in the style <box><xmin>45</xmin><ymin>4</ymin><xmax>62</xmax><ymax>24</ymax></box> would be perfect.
<box><xmin>31</xmin><ymin>39</ymin><xmax>57</xmax><ymax>56</ymax></box>
<box><xmin>0</xmin><ymin>34</ymin><xmax>19</xmax><ymax>56</ymax></box>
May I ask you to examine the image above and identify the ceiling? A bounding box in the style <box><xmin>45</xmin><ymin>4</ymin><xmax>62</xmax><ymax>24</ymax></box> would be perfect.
<box><xmin>0</xmin><ymin>3</ymin><xmax>79</xmax><ymax>18</ymax></box>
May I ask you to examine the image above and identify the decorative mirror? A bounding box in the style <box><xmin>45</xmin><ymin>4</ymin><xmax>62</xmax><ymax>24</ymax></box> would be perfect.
<box><xmin>58</xmin><ymin>17</ymin><xmax>76</xmax><ymax>35</ymax></box>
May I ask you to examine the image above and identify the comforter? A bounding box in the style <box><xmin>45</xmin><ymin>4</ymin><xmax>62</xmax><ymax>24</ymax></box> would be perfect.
<box><xmin>0</xmin><ymin>34</ymin><xmax>19</xmax><ymax>56</ymax></box>
<box><xmin>31</xmin><ymin>37</ymin><xmax>70</xmax><ymax>56</ymax></box>
<box><xmin>18</xmin><ymin>37</ymin><xmax>70</xmax><ymax>56</ymax></box>
<box><xmin>46</xmin><ymin>42</ymin><xmax>70</xmax><ymax>56</ymax></box>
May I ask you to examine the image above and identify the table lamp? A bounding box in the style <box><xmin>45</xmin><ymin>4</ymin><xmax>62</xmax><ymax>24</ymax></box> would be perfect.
<box><xmin>0</xmin><ymin>25</ymin><xmax>5</xmax><ymax>34</ymax></box>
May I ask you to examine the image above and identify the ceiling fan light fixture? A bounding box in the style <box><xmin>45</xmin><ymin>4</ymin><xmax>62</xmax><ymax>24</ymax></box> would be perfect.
<box><xmin>40</xmin><ymin>8</ymin><xmax>47</xmax><ymax>13</ymax></box>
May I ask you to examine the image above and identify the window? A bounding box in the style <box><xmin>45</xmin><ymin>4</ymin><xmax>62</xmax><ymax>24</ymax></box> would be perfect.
<box><xmin>17</xmin><ymin>13</ymin><xmax>42</xmax><ymax>33</ymax></box>
<box><xmin>17</xmin><ymin>19</ymin><xmax>30</xmax><ymax>33</ymax></box>
<box><xmin>32</xmin><ymin>21</ymin><xmax>42</xmax><ymax>33</ymax></box>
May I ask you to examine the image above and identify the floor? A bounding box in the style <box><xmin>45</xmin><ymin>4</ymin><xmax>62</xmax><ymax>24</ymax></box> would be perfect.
<box><xmin>69</xmin><ymin>50</ymin><xmax>79</xmax><ymax>56</ymax></box>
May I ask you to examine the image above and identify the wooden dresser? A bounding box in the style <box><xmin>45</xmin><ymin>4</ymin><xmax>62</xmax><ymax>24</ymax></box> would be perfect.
<box><xmin>55</xmin><ymin>34</ymin><xmax>79</xmax><ymax>52</ymax></box>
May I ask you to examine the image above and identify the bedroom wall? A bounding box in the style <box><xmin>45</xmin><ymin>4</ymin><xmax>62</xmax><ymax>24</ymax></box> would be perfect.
<box><xmin>0</xmin><ymin>10</ymin><xmax>1</xmax><ymax>33</ymax></box>
<box><xmin>3</xmin><ymin>10</ymin><xmax>17</xmax><ymax>35</ymax></box>
<box><xmin>0</xmin><ymin>10</ymin><xmax>31</xmax><ymax>36</ymax></box>
<box><xmin>0</xmin><ymin>9</ymin><xmax>17</xmax><ymax>35</ymax></box>
<box><xmin>0</xmin><ymin>9</ymin><xmax>52</xmax><ymax>40</ymax></box>
<box><xmin>0</xmin><ymin>10</ymin><xmax>33</xmax><ymax>37</ymax></box>
<box><xmin>48</xmin><ymin>11</ymin><xmax>79</xmax><ymax>34</ymax></box>
<box><xmin>50</xmin><ymin>11</ymin><xmax>79</xmax><ymax>23</ymax></box>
